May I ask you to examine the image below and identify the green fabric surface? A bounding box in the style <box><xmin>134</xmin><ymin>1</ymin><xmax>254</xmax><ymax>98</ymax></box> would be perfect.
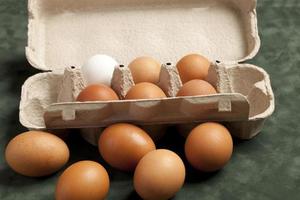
<box><xmin>0</xmin><ymin>0</ymin><xmax>299</xmax><ymax>199</ymax></box>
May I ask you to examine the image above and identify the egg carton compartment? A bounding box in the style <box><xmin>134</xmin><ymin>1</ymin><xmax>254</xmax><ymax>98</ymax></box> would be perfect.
<box><xmin>47</xmin><ymin>63</ymin><xmax>251</xmax><ymax>126</ymax></box>
<box><xmin>21</xmin><ymin>0</ymin><xmax>275</xmax><ymax>139</ymax></box>
<box><xmin>20</xmin><ymin>62</ymin><xmax>274</xmax><ymax>139</ymax></box>
<box><xmin>79</xmin><ymin>61</ymin><xmax>274</xmax><ymax>143</ymax></box>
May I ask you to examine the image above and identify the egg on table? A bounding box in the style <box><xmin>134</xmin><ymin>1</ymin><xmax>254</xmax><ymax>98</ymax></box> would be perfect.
<box><xmin>125</xmin><ymin>82</ymin><xmax>167</xmax><ymax>100</ymax></box>
<box><xmin>55</xmin><ymin>161</ymin><xmax>109</xmax><ymax>200</ymax></box>
<box><xmin>185</xmin><ymin>122</ymin><xmax>233</xmax><ymax>172</ymax></box>
<box><xmin>176</xmin><ymin>53</ymin><xmax>211</xmax><ymax>83</ymax></box>
<box><xmin>134</xmin><ymin>149</ymin><xmax>185</xmax><ymax>200</ymax></box>
<box><xmin>128</xmin><ymin>56</ymin><xmax>161</xmax><ymax>84</ymax></box>
<box><xmin>76</xmin><ymin>84</ymin><xmax>119</xmax><ymax>101</ymax></box>
<box><xmin>98</xmin><ymin>123</ymin><xmax>156</xmax><ymax>171</ymax></box>
<box><xmin>5</xmin><ymin>131</ymin><xmax>69</xmax><ymax>177</ymax></box>
<box><xmin>177</xmin><ymin>79</ymin><xmax>217</xmax><ymax>97</ymax></box>
<box><xmin>81</xmin><ymin>54</ymin><xmax>119</xmax><ymax>86</ymax></box>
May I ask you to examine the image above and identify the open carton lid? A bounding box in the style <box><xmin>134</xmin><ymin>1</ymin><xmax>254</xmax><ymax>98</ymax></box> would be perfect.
<box><xmin>26</xmin><ymin>0</ymin><xmax>260</xmax><ymax>71</ymax></box>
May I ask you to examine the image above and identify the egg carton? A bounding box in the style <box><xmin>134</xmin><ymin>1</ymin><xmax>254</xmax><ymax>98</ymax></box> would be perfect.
<box><xmin>20</xmin><ymin>0</ymin><xmax>275</xmax><ymax>140</ymax></box>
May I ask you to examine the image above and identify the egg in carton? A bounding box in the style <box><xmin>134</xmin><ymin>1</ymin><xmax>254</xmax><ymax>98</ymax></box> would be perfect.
<box><xmin>20</xmin><ymin>0</ymin><xmax>275</xmax><ymax>143</ymax></box>
<box><xmin>55</xmin><ymin>65</ymin><xmax>171</xmax><ymax>145</ymax></box>
<box><xmin>53</xmin><ymin>59</ymin><xmax>273</xmax><ymax>145</ymax></box>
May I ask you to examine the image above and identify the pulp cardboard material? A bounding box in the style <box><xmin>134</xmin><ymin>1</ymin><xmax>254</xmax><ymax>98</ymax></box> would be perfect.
<box><xmin>21</xmin><ymin>0</ymin><xmax>275</xmax><ymax>139</ymax></box>
<box><xmin>26</xmin><ymin>0</ymin><xmax>260</xmax><ymax>70</ymax></box>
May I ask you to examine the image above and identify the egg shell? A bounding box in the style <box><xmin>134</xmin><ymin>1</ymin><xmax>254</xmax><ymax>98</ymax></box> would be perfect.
<box><xmin>5</xmin><ymin>131</ymin><xmax>69</xmax><ymax>177</ymax></box>
<box><xmin>55</xmin><ymin>161</ymin><xmax>109</xmax><ymax>200</ymax></box>
<box><xmin>76</xmin><ymin>84</ymin><xmax>119</xmax><ymax>102</ymax></box>
<box><xmin>81</xmin><ymin>54</ymin><xmax>119</xmax><ymax>86</ymax></box>
<box><xmin>98</xmin><ymin>123</ymin><xmax>156</xmax><ymax>171</ymax></box>
<box><xmin>177</xmin><ymin>79</ymin><xmax>217</xmax><ymax>97</ymax></box>
<box><xmin>128</xmin><ymin>56</ymin><xmax>161</xmax><ymax>84</ymax></box>
<box><xmin>134</xmin><ymin>149</ymin><xmax>185</xmax><ymax>200</ymax></box>
<box><xmin>176</xmin><ymin>54</ymin><xmax>211</xmax><ymax>83</ymax></box>
<box><xmin>185</xmin><ymin>122</ymin><xmax>233</xmax><ymax>172</ymax></box>
<box><xmin>125</xmin><ymin>82</ymin><xmax>167</xmax><ymax>100</ymax></box>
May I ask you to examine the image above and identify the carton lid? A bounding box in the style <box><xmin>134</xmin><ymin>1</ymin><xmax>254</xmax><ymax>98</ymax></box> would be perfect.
<box><xmin>26</xmin><ymin>0</ymin><xmax>260</xmax><ymax>72</ymax></box>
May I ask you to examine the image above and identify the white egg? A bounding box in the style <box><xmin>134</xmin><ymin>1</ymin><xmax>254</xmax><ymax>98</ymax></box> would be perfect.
<box><xmin>82</xmin><ymin>54</ymin><xmax>119</xmax><ymax>86</ymax></box>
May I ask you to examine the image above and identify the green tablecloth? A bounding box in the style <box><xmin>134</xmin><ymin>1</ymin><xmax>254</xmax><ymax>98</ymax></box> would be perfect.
<box><xmin>0</xmin><ymin>0</ymin><xmax>299</xmax><ymax>199</ymax></box>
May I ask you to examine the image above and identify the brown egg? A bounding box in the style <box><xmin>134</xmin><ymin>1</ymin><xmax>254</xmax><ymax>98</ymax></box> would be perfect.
<box><xmin>134</xmin><ymin>149</ymin><xmax>185</xmax><ymax>200</ymax></box>
<box><xmin>125</xmin><ymin>82</ymin><xmax>167</xmax><ymax>100</ymax></box>
<box><xmin>98</xmin><ymin>123</ymin><xmax>156</xmax><ymax>171</ymax></box>
<box><xmin>128</xmin><ymin>56</ymin><xmax>161</xmax><ymax>84</ymax></box>
<box><xmin>76</xmin><ymin>84</ymin><xmax>119</xmax><ymax>101</ymax></box>
<box><xmin>177</xmin><ymin>79</ymin><xmax>217</xmax><ymax>97</ymax></box>
<box><xmin>176</xmin><ymin>54</ymin><xmax>211</xmax><ymax>83</ymax></box>
<box><xmin>185</xmin><ymin>122</ymin><xmax>233</xmax><ymax>172</ymax></box>
<box><xmin>55</xmin><ymin>161</ymin><xmax>109</xmax><ymax>200</ymax></box>
<box><xmin>5</xmin><ymin>131</ymin><xmax>69</xmax><ymax>177</ymax></box>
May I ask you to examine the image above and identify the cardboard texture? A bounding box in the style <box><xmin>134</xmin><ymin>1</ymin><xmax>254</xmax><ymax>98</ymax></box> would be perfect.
<box><xmin>20</xmin><ymin>0</ymin><xmax>274</xmax><ymax>140</ymax></box>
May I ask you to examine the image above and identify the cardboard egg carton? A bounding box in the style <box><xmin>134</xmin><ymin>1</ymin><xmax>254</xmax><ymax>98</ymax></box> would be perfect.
<box><xmin>21</xmin><ymin>0</ymin><xmax>274</xmax><ymax>139</ymax></box>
